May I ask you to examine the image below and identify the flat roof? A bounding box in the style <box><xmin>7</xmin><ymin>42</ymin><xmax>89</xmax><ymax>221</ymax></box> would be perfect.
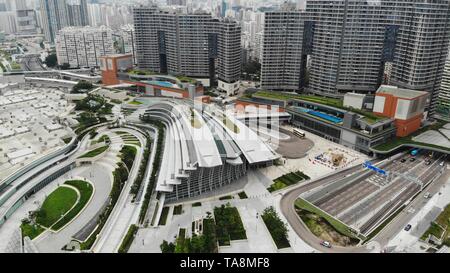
<box><xmin>376</xmin><ymin>85</ymin><xmax>429</xmax><ymax>99</ymax></box>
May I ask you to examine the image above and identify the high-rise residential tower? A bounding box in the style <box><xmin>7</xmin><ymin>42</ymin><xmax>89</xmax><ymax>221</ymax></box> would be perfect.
<box><xmin>133</xmin><ymin>6</ymin><xmax>241</xmax><ymax>89</ymax></box>
<box><xmin>56</xmin><ymin>26</ymin><xmax>115</xmax><ymax>68</ymax></box>
<box><xmin>260</xmin><ymin>8</ymin><xmax>305</xmax><ymax>91</ymax></box>
<box><xmin>40</xmin><ymin>0</ymin><xmax>69</xmax><ymax>42</ymax></box>
<box><xmin>259</xmin><ymin>0</ymin><xmax>450</xmax><ymax>115</ymax></box>
<box><xmin>218</xmin><ymin>19</ymin><xmax>241</xmax><ymax>95</ymax></box>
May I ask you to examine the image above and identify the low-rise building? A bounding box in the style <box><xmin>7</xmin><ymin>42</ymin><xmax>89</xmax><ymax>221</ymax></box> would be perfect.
<box><xmin>373</xmin><ymin>85</ymin><xmax>429</xmax><ymax>137</ymax></box>
<box><xmin>238</xmin><ymin>92</ymin><xmax>396</xmax><ymax>155</ymax></box>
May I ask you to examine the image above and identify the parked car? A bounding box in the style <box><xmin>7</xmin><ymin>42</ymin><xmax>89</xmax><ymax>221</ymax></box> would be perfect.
<box><xmin>404</xmin><ymin>224</ymin><xmax>412</xmax><ymax>231</ymax></box>
<box><xmin>410</xmin><ymin>158</ymin><xmax>416</xmax><ymax>162</ymax></box>
<box><xmin>440</xmin><ymin>162</ymin><xmax>445</xmax><ymax>167</ymax></box>
<box><xmin>424</xmin><ymin>192</ymin><xmax>431</xmax><ymax>199</ymax></box>
<box><xmin>425</xmin><ymin>160</ymin><xmax>432</xmax><ymax>165</ymax></box>
<box><xmin>320</xmin><ymin>241</ymin><xmax>332</xmax><ymax>248</ymax></box>
<box><xmin>400</xmin><ymin>158</ymin><xmax>407</xmax><ymax>163</ymax></box>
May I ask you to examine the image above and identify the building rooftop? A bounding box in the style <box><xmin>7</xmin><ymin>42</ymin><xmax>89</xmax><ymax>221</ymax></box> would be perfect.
<box><xmin>376</xmin><ymin>85</ymin><xmax>429</xmax><ymax>99</ymax></box>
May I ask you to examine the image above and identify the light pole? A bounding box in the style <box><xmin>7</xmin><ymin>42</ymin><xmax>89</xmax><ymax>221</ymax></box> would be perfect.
<box><xmin>256</xmin><ymin>212</ymin><xmax>259</xmax><ymax>233</ymax></box>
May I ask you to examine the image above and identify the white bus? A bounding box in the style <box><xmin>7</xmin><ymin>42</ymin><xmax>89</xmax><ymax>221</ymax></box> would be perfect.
<box><xmin>293</xmin><ymin>128</ymin><xmax>306</xmax><ymax>138</ymax></box>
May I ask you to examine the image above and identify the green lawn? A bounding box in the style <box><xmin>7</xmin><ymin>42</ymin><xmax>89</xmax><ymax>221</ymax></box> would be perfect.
<box><xmin>36</xmin><ymin>186</ymin><xmax>78</xmax><ymax>228</ymax></box>
<box><xmin>51</xmin><ymin>180</ymin><xmax>94</xmax><ymax>231</ymax></box>
<box><xmin>21</xmin><ymin>222</ymin><xmax>45</xmax><ymax>240</ymax></box>
<box><xmin>128</xmin><ymin>100</ymin><xmax>143</xmax><ymax>105</ymax></box>
<box><xmin>252</xmin><ymin>91</ymin><xmax>384</xmax><ymax>122</ymax></box>
<box><xmin>295</xmin><ymin>198</ymin><xmax>359</xmax><ymax>240</ymax></box>
<box><xmin>267</xmin><ymin>171</ymin><xmax>310</xmax><ymax>192</ymax></box>
<box><xmin>78</xmin><ymin>145</ymin><xmax>109</xmax><ymax>158</ymax></box>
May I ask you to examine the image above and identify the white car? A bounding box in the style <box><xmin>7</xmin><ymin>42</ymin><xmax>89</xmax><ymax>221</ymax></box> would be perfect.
<box><xmin>424</xmin><ymin>192</ymin><xmax>431</xmax><ymax>199</ymax></box>
<box><xmin>320</xmin><ymin>241</ymin><xmax>332</xmax><ymax>248</ymax></box>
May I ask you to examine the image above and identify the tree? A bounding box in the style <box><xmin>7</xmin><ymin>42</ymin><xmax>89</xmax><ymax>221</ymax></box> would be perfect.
<box><xmin>44</xmin><ymin>53</ymin><xmax>57</xmax><ymax>68</ymax></box>
<box><xmin>160</xmin><ymin>240</ymin><xmax>175</xmax><ymax>253</ymax></box>
<box><xmin>59</xmin><ymin>63</ymin><xmax>70</xmax><ymax>70</ymax></box>
<box><xmin>72</xmin><ymin>80</ymin><xmax>94</xmax><ymax>93</ymax></box>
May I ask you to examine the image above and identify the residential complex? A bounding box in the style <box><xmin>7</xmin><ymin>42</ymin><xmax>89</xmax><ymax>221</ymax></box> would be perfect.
<box><xmin>133</xmin><ymin>6</ymin><xmax>241</xmax><ymax>92</ymax></box>
<box><xmin>39</xmin><ymin>0</ymin><xmax>70</xmax><ymax>43</ymax></box>
<box><xmin>55</xmin><ymin>26</ymin><xmax>115</xmax><ymax>68</ymax></box>
<box><xmin>260</xmin><ymin>8</ymin><xmax>304</xmax><ymax>91</ymax></box>
<box><xmin>260</xmin><ymin>0</ymin><xmax>450</xmax><ymax>115</ymax></box>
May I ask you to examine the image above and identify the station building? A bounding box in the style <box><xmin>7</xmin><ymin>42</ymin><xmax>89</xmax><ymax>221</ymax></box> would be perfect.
<box><xmin>140</xmin><ymin>99</ymin><xmax>279</xmax><ymax>202</ymax></box>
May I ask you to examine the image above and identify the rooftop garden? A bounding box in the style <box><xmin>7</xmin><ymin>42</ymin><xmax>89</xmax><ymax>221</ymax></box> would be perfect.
<box><xmin>176</xmin><ymin>75</ymin><xmax>197</xmax><ymax>84</ymax></box>
<box><xmin>372</xmin><ymin>120</ymin><xmax>450</xmax><ymax>153</ymax></box>
<box><xmin>248</xmin><ymin>91</ymin><xmax>385</xmax><ymax>123</ymax></box>
<box><xmin>128</xmin><ymin>69</ymin><xmax>157</xmax><ymax>75</ymax></box>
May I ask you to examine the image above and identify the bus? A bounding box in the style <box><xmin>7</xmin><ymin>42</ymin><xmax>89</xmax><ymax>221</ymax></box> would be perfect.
<box><xmin>293</xmin><ymin>128</ymin><xmax>306</xmax><ymax>138</ymax></box>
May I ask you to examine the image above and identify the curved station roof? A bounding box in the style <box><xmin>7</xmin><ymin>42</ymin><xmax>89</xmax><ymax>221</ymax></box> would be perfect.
<box><xmin>142</xmin><ymin>98</ymin><xmax>279</xmax><ymax>193</ymax></box>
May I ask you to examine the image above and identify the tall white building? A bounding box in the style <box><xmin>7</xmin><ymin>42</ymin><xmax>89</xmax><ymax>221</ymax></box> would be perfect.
<box><xmin>56</xmin><ymin>26</ymin><xmax>115</xmax><ymax>68</ymax></box>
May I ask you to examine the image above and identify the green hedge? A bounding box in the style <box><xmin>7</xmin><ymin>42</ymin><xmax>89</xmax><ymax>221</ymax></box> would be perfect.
<box><xmin>214</xmin><ymin>203</ymin><xmax>247</xmax><ymax>246</ymax></box>
<box><xmin>80</xmin><ymin>163</ymin><xmax>129</xmax><ymax>250</ymax></box>
<box><xmin>138</xmin><ymin>120</ymin><xmax>165</xmax><ymax>224</ymax></box>
<box><xmin>261</xmin><ymin>206</ymin><xmax>290</xmax><ymax>249</ymax></box>
<box><xmin>130</xmin><ymin>131</ymin><xmax>152</xmax><ymax>200</ymax></box>
<box><xmin>78</xmin><ymin>145</ymin><xmax>109</xmax><ymax>158</ymax></box>
<box><xmin>118</xmin><ymin>224</ymin><xmax>138</xmax><ymax>253</ymax></box>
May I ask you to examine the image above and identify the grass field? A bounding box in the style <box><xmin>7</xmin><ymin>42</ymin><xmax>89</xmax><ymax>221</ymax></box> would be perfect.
<box><xmin>21</xmin><ymin>222</ymin><xmax>45</xmax><ymax>240</ymax></box>
<box><xmin>36</xmin><ymin>186</ymin><xmax>78</xmax><ymax>228</ymax></box>
<box><xmin>267</xmin><ymin>171</ymin><xmax>310</xmax><ymax>192</ymax></box>
<box><xmin>51</xmin><ymin>180</ymin><xmax>94</xmax><ymax>231</ymax></box>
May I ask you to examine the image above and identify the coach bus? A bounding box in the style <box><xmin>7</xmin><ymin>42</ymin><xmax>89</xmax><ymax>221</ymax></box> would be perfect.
<box><xmin>293</xmin><ymin>128</ymin><xmax>306</xmax><ymax>138</ymax></box>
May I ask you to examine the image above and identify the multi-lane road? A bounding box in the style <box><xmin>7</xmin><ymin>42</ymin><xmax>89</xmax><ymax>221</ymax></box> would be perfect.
<box><xmin>280</xmin><ymin>152</ymin><xmax>448</xmax><ymax>253</ymax></box>
<box><xmin>20</xmin><ymin>55</ymin><xmax>46</xmax><ymax>71</ymax></box>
